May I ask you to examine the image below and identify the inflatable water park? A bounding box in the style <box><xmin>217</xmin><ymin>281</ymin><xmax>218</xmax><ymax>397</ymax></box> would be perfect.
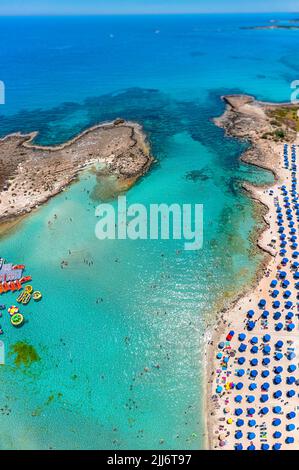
<box><xmin>0</xmin><ymin>257</ymin><xmax>42</xmax><ymax>335</ymax></box>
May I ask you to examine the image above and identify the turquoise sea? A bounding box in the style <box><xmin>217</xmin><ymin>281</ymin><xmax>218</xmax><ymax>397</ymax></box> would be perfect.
<box><xmin>0</xmin><ymin>13</ymin><xmax>297</xmax><ymax>449</ymax></box>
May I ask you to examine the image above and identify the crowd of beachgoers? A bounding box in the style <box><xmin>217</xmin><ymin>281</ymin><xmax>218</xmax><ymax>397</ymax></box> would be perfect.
<box><xmin>209</xmin><ymin>143</ymin><xmax>299</xmax><ymax>450</ymax></box>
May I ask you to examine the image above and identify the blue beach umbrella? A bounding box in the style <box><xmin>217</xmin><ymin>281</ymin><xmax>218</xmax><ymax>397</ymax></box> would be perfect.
<box><xmin>275</xmin><ymin>340</ymin><xmax>283</xmax><ymax>349</ymax></box>
<box><xmin>274</xmin><ymin>376</ymin><xmax>282</xmax><ymax>385</ymax></box>
<box><xmin>273</xmin><ymin>390</ymin><xmax>282</xmax><ymax>399</ymax></box>
<box><xmin>261</xmin><ymin>444</ymin><xmax>270</xmax><ymax>450</ymax></box>
<box><xmin>237</xmin><ymin>369</ymin><xmax>245</xmax><ymax>377</ymax></box>
<box><xmin>272</xmin><ymin>419</ymin><xmax>281</xmax><ymax>427</ymax></box>
<box><xmin>251</xmin><ymin>337</ymin><xmax>258</xmax><ymax>345</ymax></box>
<box><xmin>247</xmin><ymin>408</ymin><xmax>255</xmax><ymax>415</ymax></box>
<box><xmin>262</xmin><ymin>383</ymin><xmax>270</xmax><ymax>391</ymax></box>
<box><xmin>250</xmin><ymin>370</ymin><xmax>258</xmax><ymax>378</ymax></box>
<box><xmin>287</xmin><ymin>390</ymin><xmax>295</xmax><ymax>398</ymax></box>
<box><xmin>287</xmin><ymin>323</ymin><xmax>295</xmax><ymax>331</ymax></box>
<box><xmin>286</xmin><ymin>437</ymin><xmax>294</xmax><ymax>444</ymax></box>
<box><xmin>287</xmin><ymin>424</ymin><xmax>295</xmax><ymax>431</ymax></box>
<box><xmin>238</xmin><ymin>357</ymin><xmax>245</xmax><ymax>365</ymax></box>
<box><xmin>262</xmin><ymin>310</ymin><xmax>269</xmax><ymax>319</ymax></box>
<box><xmin>238</xmin><ymin>333</ymin><xmax>246</xmax><ymax>341</ymax></box>
<box><xmin>247</xmin><ymin>445</ymin><xmax>255</xmax><ymax>450</ymax></box>
<box><xmin>275</xmin><ymin>323</ymin><xmax>283</xmax><ymax>332</ymax></box>
<box><xmin>249</xmin><ymin>383</ymin><xmax>257</xmax><ymax>391</ymax></box>
<box><xmin>263</xmin><ymin>345</ymin><xmax>271</xmax><ymax>355</ymax></box>
<box><xmin>274</xmin><ymin>366</ymin><xmax>283</xmax><ymax>374</ymax></box>
<box><xmin>270</xmin><ymin>280</ymin><xmax>278</xmax><ymax>288</ymax></box>
<box><xmin>273</xmin><ymin>301</ymin><xmax>280</xmax><ymax>309</ymax></box>
<box><xmin>247</xmin><ymin>396</ymin><xmax>255</xmax><ymax>403</ymax></box>
<box><xmin>250</xmin><ymin>358</ymin><xmax>258</xmax><ymax>366</ymax></box>
<box><xmin>239</xmin><ymin>343</ymin><xmax>247</xmax><ymax>353</ymax></box>
<box><xmin>273</xmin><ymin>312</ymin><xmax>281</xmax><ymax>320</ymax></box>
<box><xmin>262</xmin><ymin>370</ymin><xmax>270</xmax><ymax>378</ymax></box>
<box><xmin>287</xmin><ymin>411</ymin><xmax>296</xmax><ymax>419</ymax></box>
<box><xmin>259</xmin><ymin>299</ymin><xmax>266</xmax><ymax>308</ymax></box>
<box><xmin>288</xmin><ymin>364</ymin><xmax>297</xmax><ymax>373</ymax></box>
<box><xmin>284</xmin><ymin>290</ymin><xmax>292</xmax><ymax>298</ymax></box>
<box><xmin>263</xmin><ymin>334</ymin><xmax>271</xmax><ymax>342</ymax></box>
<box><xmin>251</xmin><ymin>346</ymin><xmax>258</xmax><ymax>354</ymax></box>
<box><xmin>272</xmin><ymin>290</ymin><xmax>279</xmax><ymax>298</ymax></box>
<box><xmin>248</xmin><ymin>432</ymin><xmax>256</xmax><ymax>440</ymax></box>
<box><xmin>235</xmin><ymin>444</ymin><xmax>243</xmax><ymax>450</ymax></box>
<box><xmin>273</xmin><ymin>431</ymin><xmax>282</xmax><ymax>439</ymax></box>
<box><xmin>273</xmin><ymin>443</ymin><xmax>281</xmax><ymax>450</ymax></box>
<box><xmin>236</xmin><ymin>382</ymin><xmax>243</xmax><ymax>390</ymax></box>
<box><xmin>261</xmin><ymin>394</ymin><xmax>269</xmax><ymax>403</ymax></box>
<box><xmin>248</xmin><ymin>419</ymin><xmax>256</xmax><ymax>427</ymax></box>
<box><xmin>273</xmin><ymin>406</ymin><xmax>282</xmax><ymax>414</ymax></box>
<box><xmin>262</xmin><ymin>358</ymin><xmax>270</xmax><ymax>366</ymax></box>
<box><xmin>235</xmin><ymin>430</ymin><xmax>243</xmax><ymax>439</ymax></box>
<box><xmin>236</xmin><ymin>419</ymin><xmax>244</xmax><ymax>427</ymax></box>
<box><xmin>247</xmin><ymin>310</ymin><xmax>254</xmax><ymax>318</ymax></box>
<box><xmin>247</xmin><ymin>321</ymin><xmax>255</xmax><ymax>331</ymax></box>
<box><xmin>235</xmin><ymin>408</ymin><xmax>243</xmax><ymax>416</ymax></box>
<box><xmin>235</xmin><ymin>395</ymin><xmax>243</xmax><ymax>403</ymax></box>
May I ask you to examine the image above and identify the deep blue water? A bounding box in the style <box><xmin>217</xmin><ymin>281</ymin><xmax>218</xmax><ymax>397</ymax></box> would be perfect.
<box><xmin>0</xmin><ymin>13</ymin><xmax>297</xmax><ymax>449</ymax></box>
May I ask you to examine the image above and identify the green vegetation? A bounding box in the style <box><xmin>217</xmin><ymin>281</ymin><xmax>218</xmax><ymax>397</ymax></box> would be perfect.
<box><xmin>9</xmin><ymin>341</ymin><xmax>40</xmax><ymax>367</ymax></box>
<box><xmin>267</xmin><ymin>107</ymin><xmax>299</xmax><ymax>132</ymax></box>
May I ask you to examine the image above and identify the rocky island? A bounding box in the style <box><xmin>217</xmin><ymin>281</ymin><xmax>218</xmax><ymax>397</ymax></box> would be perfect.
<box><xmin>0</xmin><ymin>120</ymin><xmax>153</xmax><ymax>224</ymax></box>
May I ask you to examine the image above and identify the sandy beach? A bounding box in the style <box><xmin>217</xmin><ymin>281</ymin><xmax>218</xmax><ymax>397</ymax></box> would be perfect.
<box><xmin>207</xmin><ymin>95</ymin><xmax>299</xmax><ymax>450</ymax></box>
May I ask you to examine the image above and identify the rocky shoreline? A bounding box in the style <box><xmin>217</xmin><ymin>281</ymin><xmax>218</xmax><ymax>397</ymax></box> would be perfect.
<box><xmin>0</xmin><ymin>120</ymin><xmax>153</xmax><ymax>224</ymax></box>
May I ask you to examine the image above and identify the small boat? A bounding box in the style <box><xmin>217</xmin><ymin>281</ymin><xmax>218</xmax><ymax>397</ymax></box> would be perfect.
<box><xmin>11</xmin><ymin>313</ymin><xmax>24</xmax><ymax>327</ymax></box>
<box><xmin>13</xmin><ymin>265</ymin><xmax>25</xmax><ymax>270</ymax></box>
<box><xmin>0</xmin><ymin>305</ymin><xmax>5</xmax><ymax>310</ymax></box>
<box><xmin>22</xmin><ymin>293</ymin><xmax>31</xmax><ymax>305</ymax></box>
<box><xmin>33</xmin><ymin>291</ymin><xmax>42</xmax><ymax>302</ymax></box>
<box><xmin>20</xmin><ymin>276</ymin><xmax>32</xmax><ymax>284</ymax></box>
<box><xmin>8</xmin><ymin>305</ymin><xmax>19</xmax><ymax>316</ymax></box>
<box><xmin>25</xmin><ymin>285</ymin><xmax>33</xmax><ymax>294</ymax></box>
